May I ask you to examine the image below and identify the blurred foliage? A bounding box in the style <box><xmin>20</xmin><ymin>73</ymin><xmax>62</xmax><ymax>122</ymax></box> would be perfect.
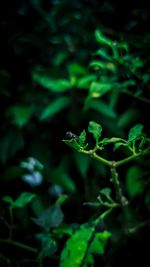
<box><xmin>0</xmin><ymin>1</ymin><xmax>150</xmax><ymax>266</ymax></box>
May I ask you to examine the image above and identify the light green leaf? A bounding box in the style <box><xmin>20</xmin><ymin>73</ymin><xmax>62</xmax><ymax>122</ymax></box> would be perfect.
<box><xmin>126</xmin><ymin>166</ymin><xmax>145</xmax><ymax>198</ymax></box>
<box><xmin>60</xmin><ymin>225</ymin><xmax>94</xmax><ymax>267</ymax></box>
<box><xmin>88</xmin><ymin>121</ymin><xmax>102</xmax><ymax>143</ymax></box>
<box><xmin>113</xmin><ymin>142</ymin><xmax>126</xmax><ymax>151</ymax></box>
<box><xmin>63</xmin><ymin>138</ymin><xmax>81</xmax><ymax>152</ymax></box>
<box><xmin>77</xmin><ymin>75</ymin><xmax>95</xmax><ymax>89</ymax></box>
<box><xmin>13</xmin><ymin>192</ymin><xmax>36</xmax><ymax>208</ymax></box>
<box><xmin>40</xmin><ymin>97</ymin><xmax>70</xmax><ymax>120</ymax></box>
<box><xmin>100</xmin><ymin>137</ymin><xmax>125</xmax><ymax>146</ymax></box>
<box><xmin>79</xmin><ymin>130</ymin><xmax>86</xmax><ymax>147</ymax></box>
<box><xmin>90</xmin><ymin>81</ymin><xmax>113</xmax><ymax>98</ymax></box>
<box><xmin>128</xmin><ymin>124</ymin><xmax>144</xmax><ymax>142</ymax></box>
<box><xmin>32</xmin><ymin>71</ymin><xmax>71</xmax><ymax>92</ymax></box>
<box><xmin>100</xmin><ymin>188</ymin><xmax>112</xmax><ymax>202</ymax></box>
<box><xmin>90</xmin><ymin>230</ymin><xmax>111</xmax><ymax>254</ymax></box>
<box><xmin>95</xmin><ymin>30</ymin><xmax>112</xmax><ymax>47</ymax></box>
<box><xmin>60</xmin><ymin>224</ymin><xmax>111</xmax><ymax>267</ymax></box>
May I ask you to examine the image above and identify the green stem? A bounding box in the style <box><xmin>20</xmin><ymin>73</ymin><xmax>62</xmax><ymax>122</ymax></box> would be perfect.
<box><xmin>0</xmin><ymin>239</ymin><xmax>38</xmax><ymax>254</ymax></box>
<box><xmin>110</xmin><ymin>167</ymin><xmax>128</xmax><ymax>207</ymax></box>
<box><xmin>81</xmin><ymin>147</ymin><xmax>149</xmax><ymax>168</ymax></box>
<box><xmin>80</xmin><ymin>149</ymin><xmax>112</xmax><ymax>167</ymax></box>
<box><xmin>80</xmin><ymin>208</ymin><xmax>112</xmax><ymax>267</ymax></box>
<box><xmin>114</xmin><ymin>149</ymin><xmax>149</xmax><ymax>168</ymax></box>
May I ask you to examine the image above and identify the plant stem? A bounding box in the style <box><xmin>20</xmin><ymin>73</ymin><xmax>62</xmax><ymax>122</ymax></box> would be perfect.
<box><xmin>114</xmin><ymin>150</ymin><xmax>148</xmax><ymax>167</ymax></box>
<box><xmin>81</xmin><ymin>147</ymin><xmax>149</xmax><ymax>169</ymax></box>
<box><xmin>110</xmin><ymin>167</ymin><xmax>128</xmax><ymax>207</ymax></box>
<box><xmin>80</xmin><ymin>208</ymin><xmax>112</xmax><ymax>267</ymax></box>
<box><xmin>0</xmin><ymin>239</ymin><xmax>38</xmax><ymax>254</ymax></box>
<box><xmin>80</xmin><ymin>149</ymin><xmax>112</xmax><ymax>167</ymax></box>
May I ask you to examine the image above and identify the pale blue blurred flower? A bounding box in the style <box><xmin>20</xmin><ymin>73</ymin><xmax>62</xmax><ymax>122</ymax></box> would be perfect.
<box><xmin>22</xmin><ymin>171</ymin><xmax>43</xmax><ymax>187</ymax></box>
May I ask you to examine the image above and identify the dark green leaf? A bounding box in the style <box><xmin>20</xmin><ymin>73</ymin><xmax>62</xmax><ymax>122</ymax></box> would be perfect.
<box><xmin>40</xmin><ymin>97</ymin><xmax>70</xmax><ymax>120</ymax></box>
<box><xmin>2</xmin><ymin>196</ymin><xmax>14</xmax><ymax>206</ymax></box>
<box><xmin>8</xmin><ymin>106</ymin><xmax>33</xmax><ymax>127</ymax></box>
<box><xmin>126</xmin><ymin>166</ymin><xmax>145</xmax><ymax>198</ymax></box>
<box><xmin>88</xmin><ymin>99</ymin><xmax>117</xmax><ymax>118</ymax></box>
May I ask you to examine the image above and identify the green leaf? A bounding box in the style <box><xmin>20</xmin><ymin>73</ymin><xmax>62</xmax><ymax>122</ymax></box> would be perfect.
<box><xmin>50</xmin><ymin>169</ymin><xmax>76</xmax><ymax>193</ymax></box>
<box><xmin>32</xmin><ymin>203</ymin><xmax>64</xmax><ymax>229</ymax></box>
<box><xmin>126</xmin><ymin>166</ymin><xmax>145</xmax><ymax>198</ymax></box>
<box><xmin>128</xmin><ymin>124</ymin><xmax>144</xmax><ymax>142</ymax></box>
<box><xmin>90</xmin><ymin>81</ymin><xmax>113</xmax><ymax>98</ymax></box>
<box><xmin>113</xmin><ymin>142</ymin><xmax>126</xmax><ymax>151</ymax></box>
<box><xmin>95</xmin><ymin>30</ymin><xmax>112</xmax><ymax>47</ymax></box>
<box><xmin>60</xmin><ymin>225</ymin><xmax>94</xmax><ymax>267</ymax></box>
<box><xmin>60</xmin><ymin>225</ymin><xmax>111</xmax><ymax>267</ymax></box>
<box><xmin>68</xmin><ymin>63</ymin><xmax>86</xmax><ymax>76</ymax></box>
<box><xmin>37</xmin><ymin>233</ymin><xmax>57</xmax><ymax>258</ymax></box>
<box><xmin>90</xmin><ymin>230</ymin><xmax>111</xmax><ymax>254</ymax></box>
<box><xmin>96</xmin><ymin>48</ymin><xmax>112</xmax><ymax>60</ymax></box>
<box><xmin>100</xmin><ymin>188</ymin><xmax>113</xmax><ymax>202</ymax></box>
<box><xmin>77</xmin><ymin>75</ymin><xmax>95</xmax><ymax>89</ymax></box>
<box><xmin>88</xmin><ymin>99</ymin><xmax>117</xmax><ymax>118</ymax></box>
<box><xmin>2</xmin><ymin>196</ymin><xmax>14</xmax><ymax>206</ymax></box>
<box><xmin>32</xmin><ymin>70</ymin><xmax>71</xmax><ymax>92</ymax></box>
<box><xmin>13</xmin><ymin>192</ymin><xmax>36</xmax><ymax>208</ymax></box>
<box><xmin>88</xmin><ymin>121</ymin><xmax>102</xmax><ymax>143</ymax></box>
<box><xmin>79</xmin><ymin>130</ymin><xmax>86</xmax><ymax>147</ymax></box>
<box><xmin>100</xmin><ymin>137</ymin><xmax>125</xmax><ymax>146</ymax></box>
<box><xmin>63</xmin><ymin>138</ymin><xmax>81</xmax><ymax>152</ymax></box>
<box><xmin>0</xmin><ymin>130</ymin><xmax>24</xmax><ymax>163</ymax></box>
<box><xmin>73</xmin><ymin>151</ymin><xmax>90</xmax><ymax>178</ymax></box>
<box><xmin>40</xmin><ymin>97</ymin><xmax>70</xmax><ymax>120</ymax></box>
<box><xmin>8</xmin><ymin>106</ymin><xmax>33</xmax><ymax>127</ymax></box>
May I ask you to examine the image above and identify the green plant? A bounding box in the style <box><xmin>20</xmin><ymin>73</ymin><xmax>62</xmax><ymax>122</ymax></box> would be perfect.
<box><xmin>62</xmin><ymin>121</ymin><xmax>150</xmax><ymax>266</ymax></box>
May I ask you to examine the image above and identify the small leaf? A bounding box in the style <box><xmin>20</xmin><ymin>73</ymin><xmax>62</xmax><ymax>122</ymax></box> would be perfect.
<box><xmin>13</xmin><ymin>192</ymin><xmax>36</xmax><ymax>208</ymax></box>
<box><xmin>88</xmin><ymin>121</ymin><xmax>102</xmax><ymax>143</ymax></box>
<box><xmin>100</xmin><ymin>137</ymin><xmax>125</xmax><ymax>146</ymax></box>
<box><xmin>100</xmin><ymin>188</ymin><xmax>113</xmax><ymax>202</ymax></box>
<box><xmin>63</xmin><ymin>139</ymin><xmax>81</xmax><ymax>152</ymax></box>
<box><xmin>79</xmin><ymin>130</ymin><xmax>86</xmax><ymax>147</ymax></box>
<box><xmin>37</xmin><ymin>233</ymin><xmax>57</xmax><ymax>258</ymax></box>
<box><xmin>128</xmin><ymin>124</ymin><xmax>144</xmax><ymax>142</ymax></box>
<box><xmin>95</xmin><ymin>30</ymin><xmax>112</xmax><ymax>47</ymax></box>
<box><xmin>113</xmin><ymin>142</ymin><xmax>126</xmax><ymax>151</ymax></box>
<box><xmin>126</xmin><ymin>166</ymin><xmax>145</xmax><ymax>198</ymax></box>
<box><xmin>40</xmin><ymin>97</ymin><xmax>70</xmax><ymax>120</ymax></box>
